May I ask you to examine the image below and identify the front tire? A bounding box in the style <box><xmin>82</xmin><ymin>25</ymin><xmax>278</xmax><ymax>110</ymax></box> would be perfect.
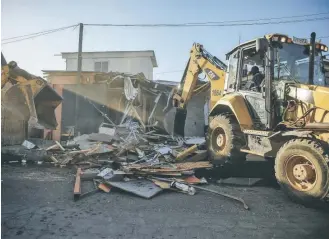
<box><xmin>275</xmin><ymin>138</ymin><xmax>329</xmax><ymax>205</ymax></box>
<box><xmin>207</xmin><ymin>114</ymin><xmax>246</xmax><ymax>164</ymax></box>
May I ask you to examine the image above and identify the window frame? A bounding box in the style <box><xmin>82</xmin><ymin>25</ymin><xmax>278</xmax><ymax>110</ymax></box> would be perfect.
<box><xmin>226</xmin><ymin>50</ymin><xmax>240</xmax><ymax>92</ymax></box>
<box><xmin>94</xmin><ymin>61</ymin><xmax>109</xmax><ymax>72</ymax></box>
<box><xmin>237</xmin><ymin>42</ymin><xmax>260</xmax><ymax>91</ymax></box>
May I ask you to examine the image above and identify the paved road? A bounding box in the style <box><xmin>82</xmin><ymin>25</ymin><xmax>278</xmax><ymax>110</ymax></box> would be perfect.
<box><xmin>2</xmin><ymin>165</ymin><xmax>329</xmax><ymax>239</ymax></box>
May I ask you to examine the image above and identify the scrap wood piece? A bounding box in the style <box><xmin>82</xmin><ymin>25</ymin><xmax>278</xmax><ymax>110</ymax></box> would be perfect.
<box><xmin>46</xmin><ymin>144</ymin><xmax>59</xmax><ymax>151</ymax></box>
<box><xmin>74</xmin><ymin>168</ymin><xmax>82</xmax><ymax>200</ymax></box>
<box><xmin>174</xmin><ymin>161</ymin><xmax>212</xmax><ymax>170</ymax></box>
<box><xmin>181</xmin><ymin>175</ymin><xmax>203</xmax><ymax>184</ymax></box>
<box><xmin>176</xmin><ymin>145</ymin><xmax>198</xmax><ymax>160</ymax></box>
<box><xmin>175</xmin><ymin>176</ymin><xmax>207</xmax><ymax>184</ymax></box>
<box><xmin>151</xmin><ymin>179</ymin><xmax>170</xmax><ymax>189</ymax></box>
<box><xmin>98</xmin><ymin>183</ymin><xmax>111</xmax><ymax>193</ymax></box>
<box><xmin>55</xmin><ymin>141</ymin><xmax>65</xmax><ymax>151</ymax></box>
<box><xmin>49</xmin><ymin>155</ymin><xmax>59</xmax><ymax>163</ymax></box>
<box><xmin>126</xmin><ymin>161</ymin><xmax>211</xmax><ymax>173</ymax></box>
<box><xmin>67</xmin><ymin>149</ymin><xmax>91</xmax><ymax>155</ymax></box>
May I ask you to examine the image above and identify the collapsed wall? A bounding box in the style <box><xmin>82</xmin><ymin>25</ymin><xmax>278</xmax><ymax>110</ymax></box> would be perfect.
<box><xmin>55</xmin><ymin>72</ymin><xmax>208</xmax><ymax>138</ymax></box>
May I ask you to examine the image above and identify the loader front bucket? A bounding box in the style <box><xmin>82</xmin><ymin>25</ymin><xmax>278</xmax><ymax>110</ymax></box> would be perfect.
<box><xmin>34</xmin><ymin>82</ymin><xmax>63</xmax><ymax>129</ymax></box>
<box><xmin>2</xmin><ymin>79</ymin><xmax>62</xmax><ymax>130</ymax></box>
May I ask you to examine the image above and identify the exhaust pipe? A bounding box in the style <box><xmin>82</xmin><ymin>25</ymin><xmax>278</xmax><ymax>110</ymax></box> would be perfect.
<box><xmin>309</xmin><ymin>32</ymin><xmax>316</xmax><ymax>85</ymax></box>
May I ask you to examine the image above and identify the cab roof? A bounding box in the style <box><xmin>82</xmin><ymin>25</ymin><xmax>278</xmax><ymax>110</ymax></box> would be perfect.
<box><xmin>225</xmin><ymin>33</ymin><xmax>324</xmax><ymax>59</ymax></box>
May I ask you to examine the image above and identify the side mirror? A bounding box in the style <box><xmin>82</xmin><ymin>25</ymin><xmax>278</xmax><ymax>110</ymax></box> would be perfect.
<box><xmin>256</xmin><ymin>38</ymin><xmax>269</xmax><ymax>55</ymax></box>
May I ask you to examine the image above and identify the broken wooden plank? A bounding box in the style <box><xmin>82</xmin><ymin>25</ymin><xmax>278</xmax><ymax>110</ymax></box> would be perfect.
<box><xmin>174</xmin><ymin>161</ymin><xmax>212</xmax><ymax>170</ymax></box>
<box><xmin>151</xmin><ymin>179</ymin><xmax>171</xmax><ymax>189</ymax></box>
<box><xmin>74</xmin><ymin>168</ymin><xmax>82</xmax><ymax>200</ymax></box>
<box><xmin>176</xmin><ymin>145</ymin><xmax>198</xmax><ymax>160</ymax></box>
<box><xmin>126</xmin><ymin>161</ymin><xmax>211</xmax><ymax>173</ymax></box>
<box><xmin>49</xmin><ymin>155</ymin><xmax>59</xmax><ymax>163</ymax></box>
<box><xmin>45</xmin><ymin>144</ymin><xmax>59</xmax><ymax>151</ymax></box>
<box><xmin>98</xmin><ymin>183</ymin><xmax>111</xmax><ymax>193</ymax></box>
<box><xmin>55</xmin><ymin>141</ymin><xmax>65</xmax><ymax>151</ymax></box>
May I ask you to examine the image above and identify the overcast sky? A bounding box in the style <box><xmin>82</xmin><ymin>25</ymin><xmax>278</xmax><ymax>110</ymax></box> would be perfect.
<box><xmin>1</xmin><ymin>0</ymin><xmax>329</xmax><ymax>81</ymax></box>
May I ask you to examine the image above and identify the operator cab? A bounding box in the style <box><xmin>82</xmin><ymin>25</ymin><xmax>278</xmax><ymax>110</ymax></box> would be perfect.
<box><xmin>224</xmin><ymin>33</ymin><xmax>328</xmax><ymax>130</ymax></box>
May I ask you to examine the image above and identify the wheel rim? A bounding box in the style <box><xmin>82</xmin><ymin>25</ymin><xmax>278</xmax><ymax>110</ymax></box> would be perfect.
<box><xmin>212</xmin><ymin>127</ymin><xmax>226</xmax><ymax>152</ymax></box>
<box><xmin>285</xmin><ymin>155</ymin><xmax>317</xmax><ymax>192</ymax></box>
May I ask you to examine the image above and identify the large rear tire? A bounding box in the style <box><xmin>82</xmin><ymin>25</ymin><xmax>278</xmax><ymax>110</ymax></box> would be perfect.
<box><xmin>207</xmin><ymin>114</ymin><xmax>246</xmax><ymax>164</ymax></box>
<box><xmin>275</xmin><ymin>138</ymin><xmax>329</xmax><ymax>205</ymax></box>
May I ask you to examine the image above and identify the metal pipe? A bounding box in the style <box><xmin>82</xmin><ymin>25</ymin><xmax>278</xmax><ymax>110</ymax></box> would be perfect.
<box><xmin>309</xmin><ymin>32</ymin><xmax>316</xmax><ymax>85</ymax></box>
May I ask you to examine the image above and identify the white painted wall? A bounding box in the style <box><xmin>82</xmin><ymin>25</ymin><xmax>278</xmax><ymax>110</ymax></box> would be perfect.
<box><xmin>62</xmin><ymin>51</ymin><xmax>156</xmax><ymax>80</ymax></box>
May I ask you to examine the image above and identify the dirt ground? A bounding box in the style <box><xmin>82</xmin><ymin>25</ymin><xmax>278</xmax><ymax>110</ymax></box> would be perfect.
<box><xmin>1</xmin><ymin>164</ymin><xmax>329</xmax><ymax>239</ymax></box>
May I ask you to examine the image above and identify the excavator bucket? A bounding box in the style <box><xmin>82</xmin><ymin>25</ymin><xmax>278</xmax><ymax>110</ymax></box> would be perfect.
<box><xmin>1</xmin><ymin>79</ymin><xmax>62</xmax><ymax>130</ymax></box>
<box><xmin>163</xmin><ymin>88</ymin><xmax>188</xmax><ymax>137</ymax></box>
<box><xmin>173</xmin><ymin>108</ymin><xmax>187</xmax><ymax>137</ymax></box>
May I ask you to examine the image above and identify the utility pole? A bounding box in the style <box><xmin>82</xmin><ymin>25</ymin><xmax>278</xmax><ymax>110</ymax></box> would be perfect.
<box><xmin>75</xmin><ymin>23</ymin><xmax>83</xmax><ymax>136</ymax></box>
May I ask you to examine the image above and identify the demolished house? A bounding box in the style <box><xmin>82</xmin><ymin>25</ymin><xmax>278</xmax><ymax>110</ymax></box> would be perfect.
<box><xmin>42</xmin><ymin>70</ymin><xmax>208</xmax><ymax>140</ymax></box>
<box><xmin>1</xmin><ymin>50</ymin><xmax>249</xmax><ymax>209</ymax></box>
<box><xmin>1</xmin><ymin>69</ymin><xmax>247</xmax><ymax>209</ymax></box>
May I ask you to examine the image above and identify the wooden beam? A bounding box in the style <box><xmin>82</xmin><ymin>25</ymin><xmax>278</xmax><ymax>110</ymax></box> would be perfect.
<box><xmin>74</xmin><ymin>168</ymin><xmax>82</xmax><ymax>200</ymax></box>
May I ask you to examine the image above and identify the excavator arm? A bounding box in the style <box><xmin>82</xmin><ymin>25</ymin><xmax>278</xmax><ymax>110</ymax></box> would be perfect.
<box><xmin>173</xmin><ymin>43</ymin><xmax>227</xmax><ymax>109</ymax></box>
<box><xmin>171</xmin><ymin>43</ymin><xmax>227</xmax><ymax>136</ymax></box>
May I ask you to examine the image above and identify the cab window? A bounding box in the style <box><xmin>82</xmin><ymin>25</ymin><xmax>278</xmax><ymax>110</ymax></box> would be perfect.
<box><xmin>226</xmin><ymin>51</ymin><xmax>239</xmax><ymax>89</ymax></box>
<box><xmin>240</xmin><ymin>47</ymin><xmax>265</xmax><ymax>92</ymax></box>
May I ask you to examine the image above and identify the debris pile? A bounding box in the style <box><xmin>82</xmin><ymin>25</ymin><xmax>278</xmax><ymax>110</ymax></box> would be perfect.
<box><xmin>2</xmin><ymin>120</ymin><xmax>248</xmax><ymax>209</ymax></box>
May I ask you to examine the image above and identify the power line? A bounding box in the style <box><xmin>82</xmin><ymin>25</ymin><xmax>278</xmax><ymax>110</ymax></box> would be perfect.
<box><xmin>1</xmin><ymin>12</ymin><xmax>328</xmax><ymax>46</ymax></box>
<box><xmin>1</xmin><ymin>24</ymin><xmax>78</xmax><ymax>45</ymax></box>
<box><xmin>318</xmin><ymin>35</ymin><xmax>329</xmax><ymax>39</ymax></box>
<box><xmin>2</xmin><ymin>24</ymin><xmax>78</xmax><ymax>41</ymax></box>
<box><xmin>85</xmin><ymin>16</ymin><xmax>329</xmax><ymax>28</ymax></box>
<box><xmin>182</xmin><ymin>12</ymin><xmax>329</xmax><ymax>25</ymax></box>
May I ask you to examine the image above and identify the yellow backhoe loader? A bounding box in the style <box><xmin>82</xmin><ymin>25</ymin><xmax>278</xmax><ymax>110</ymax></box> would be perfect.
<box><xmin>172</xmin><ymin>32</ymin><xmax>329</xmax><ymax>205</ymax></box>
<box><xmin>1</xmin><ymin>53</ymin><xmax>62</xmax><ymax>145</ymax></box>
